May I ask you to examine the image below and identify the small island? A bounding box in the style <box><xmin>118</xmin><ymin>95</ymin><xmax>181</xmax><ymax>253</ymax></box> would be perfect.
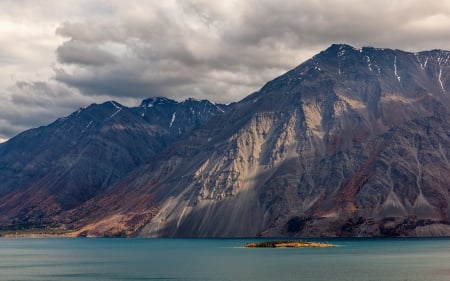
<box><xmin>245</xmin><ymin>240</ymin><xmax>336</xmax><ymax>248</ymax></box>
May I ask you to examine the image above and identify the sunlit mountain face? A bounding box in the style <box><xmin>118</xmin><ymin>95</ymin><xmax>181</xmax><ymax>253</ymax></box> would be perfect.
<box><xmin>1</xmin><ymin>44</ymin><xmax>450</xmax><ymax>237</ymax></box>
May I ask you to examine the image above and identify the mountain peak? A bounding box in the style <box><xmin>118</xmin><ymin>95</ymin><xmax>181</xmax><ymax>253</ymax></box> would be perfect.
<box><xmin>181</xmin><ymin>97</ymin><xmax>212</xmax><ymax>105</ymax></box>
<box><xmin>317</xmin><ymin>44</ymin><xmax>415</xmax><ymax>60</ymax></box>
<box><xmin>329</xmin><ymin>43</ymin><xmax>360</xmax><ymax>51</ymax></box>
<box><xmin>140</xmin><ymin>97</ymin><xmax>177</xmax><ymax>108</ymax></box>
<box><xmin>321</xmin><ymin>43</ymin><xmax>450</xmax><ymax>59</ymax></box>
<box><xmin>183</xmin><ymin>97</ymin><xmax>202</xmax><ymax>102</ymax></box>
<box><xmin>140</xmin><ymin>97</ymin><xmax>218</xmax><ymax>108</ymax></box>
<box><xmin>3</xmin><ymin>45</ymin><xmax>450</xmax><ymax>238</ymax></box>
<box><xmin>317</xmin><ymin>43</ymin><xmax>361</xmax><ymax>57</ymax></box>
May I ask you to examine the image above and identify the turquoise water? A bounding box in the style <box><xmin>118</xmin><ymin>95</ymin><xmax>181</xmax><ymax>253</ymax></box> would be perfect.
<box><xmin>0</xmin><ymin>238</ymin><xmax>449</xmax><ymax>280</ymax></box>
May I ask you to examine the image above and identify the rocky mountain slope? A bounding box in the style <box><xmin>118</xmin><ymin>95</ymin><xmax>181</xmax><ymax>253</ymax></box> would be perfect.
<box><xmin>0</xmin><ymin>98</ymin><xmax>226</xmax><ymax>231</ymax></box>
<box><xmin>71</xmin><ymin>44</ymin><xmax>450</xmax><ymax>238</ymax></box>
<box><xmin>2</xmin><ymin>44</ymin><xmax>450</xmax><ymax>237</ymax></box>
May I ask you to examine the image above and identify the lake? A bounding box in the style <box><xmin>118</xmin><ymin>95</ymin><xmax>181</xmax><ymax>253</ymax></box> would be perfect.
<box><xmin>0</xmin><ymin>238</ymin><xmax>449</xmax><ymax>280</ymax></box>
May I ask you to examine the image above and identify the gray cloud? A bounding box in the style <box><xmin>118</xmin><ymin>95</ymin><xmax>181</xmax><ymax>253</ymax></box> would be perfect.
<box><xmin>51</xmin><ymin>0</ymin><xmax>450</xmax><ymax>104</ymax></box>
<box><xmin>56</xmin><ymin>40</ymin><xmax>116</xmax><ymax>66</ymax></box>
<box><xmin>0</xmin><ymin>81</ymin><xmax>97</xmax><ymax>139</ymax></box>
<box><xmin>2</xmin><ymin>0</ymin><xmax>450</xmax><ymax>140</ymax></box>
<box><xmin>55</xmin><ymin>21</ymin><xmax>126</xmax><ymax>43</ymax></box>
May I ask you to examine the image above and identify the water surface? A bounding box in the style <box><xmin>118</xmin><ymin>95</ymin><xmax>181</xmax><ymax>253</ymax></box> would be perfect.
<box><xmin>0</xmin><ymin>238</ymin><xmax>449</xmax><ymax>280</ymax></box>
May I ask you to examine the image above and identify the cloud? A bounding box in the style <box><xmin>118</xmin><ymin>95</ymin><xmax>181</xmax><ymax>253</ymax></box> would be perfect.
<box><xmin>51</xmin><ymin>1</ymin><xmax>302</xmax><ymax>103</ymax></box>
<box><xmin>55</xmin><ymin>21</ymin><xmax>127</xmax><ymax>44</ymax></box>
<box><xmin>0</xmin><ymin>81</ymin><xmax>97</xmax><ymax>139</ymax></box>
<box><xmin>2</xmin><ymin>0</ymin><xmax>450</xmax><ymax>139</ymax></box>
<box><xmin>56</xmin><ymin>40</ymin><xmax>116</xmax><ymax>66</ymax></box>
<box><xmin>51</xmin><ymin>0</ymin><xmax>450</xmax><ymax>104</ymax></box>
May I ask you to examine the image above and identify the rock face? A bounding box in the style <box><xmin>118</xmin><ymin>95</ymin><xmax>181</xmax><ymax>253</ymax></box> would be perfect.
<box><xmin>133</xmin><ymin>44</ymin><xmax>450</xmax><ymax>237</ymax></box>
<box><xmin>2</xmin><ymin>44</ymin><xmax>450</xmax><ymax>237</ymax></box>
<box><xmin>0</xmin><ymin>98</ymin><xmax>225</xmax><ymax>231</ymax></box>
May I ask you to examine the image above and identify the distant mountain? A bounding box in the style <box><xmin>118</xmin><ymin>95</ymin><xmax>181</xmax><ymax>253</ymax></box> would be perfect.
<box><xmin>2</xmin><ymin>44</ymin><xmax>450</xmax><ymax>237</ymax></box>
<box><xmin>0</xmin><ymin>97</ymin><xmax>226</xmax><ymax>231</ymax></box>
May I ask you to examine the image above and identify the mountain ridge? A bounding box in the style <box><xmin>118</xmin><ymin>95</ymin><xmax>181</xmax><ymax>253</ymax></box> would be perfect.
<box><xmin>133</xmin><ymin>44</ymin><xmax>450</xmax><ymax>237</ymax></box>
<box><xmin>0</xmin><ymin>97</ymin><xmax>227</xmax><ymax>232</ymax></box>
<box><xmin>1</xmin><ymin>44</ymin><xmax>450</xmax><ymax>237</ymax></box>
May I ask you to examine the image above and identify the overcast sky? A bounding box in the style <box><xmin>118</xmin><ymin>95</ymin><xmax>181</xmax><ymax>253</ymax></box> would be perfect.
<box><xmin>1</xmin><ymin>0</ymin><xmax>450</xmax><ymax>141</ymax></box>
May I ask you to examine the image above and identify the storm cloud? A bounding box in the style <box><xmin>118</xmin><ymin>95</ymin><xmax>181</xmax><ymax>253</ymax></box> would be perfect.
<box><xmin>56</xmin><ymin>40</ymin><xmax>117</xmax><ymax>66</ymax></box>
<box><xmin>0</xmin><ymin>81</ymin><xmax>97</xmax><ymax>139</ymax></box>
<box><xmin>1</xmin><ymin>0</ymin><xmax>450</xmax><ymax>140</ymax></box>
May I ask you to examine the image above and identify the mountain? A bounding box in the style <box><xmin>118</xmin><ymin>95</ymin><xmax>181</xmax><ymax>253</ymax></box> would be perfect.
<box><xmin>66</xmin><ymin>44</ymin><xmax>450</xmax><ymax>238</ymax></box>
<box><xmin>2</xmin><ymin>44</ymin><xmax>450</xmax><ymax>237</ymax></box>
<box><xmin>0</xmin><ymin>98</ymin><xmax>226</xmax><ymax>231</ymax></box>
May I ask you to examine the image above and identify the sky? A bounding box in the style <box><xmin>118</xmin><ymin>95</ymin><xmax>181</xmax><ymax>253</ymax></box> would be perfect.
<box><xmin>1</xmin><ymin>0</ymin><xmax>450</xmax><ymax>141</ymax></box>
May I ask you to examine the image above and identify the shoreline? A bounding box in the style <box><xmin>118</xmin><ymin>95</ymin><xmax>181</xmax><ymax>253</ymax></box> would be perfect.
<box><xmin>0</xmin><ymin>229</ymin><xmax>76</xmax><ymax>238</ymax></box>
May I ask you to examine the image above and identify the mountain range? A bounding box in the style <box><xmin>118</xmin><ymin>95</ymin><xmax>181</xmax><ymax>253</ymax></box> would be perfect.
<box><xmin>1</xmin><ymin>44</ymin><xmax>450</xmax><ymax>237</ymax></box>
